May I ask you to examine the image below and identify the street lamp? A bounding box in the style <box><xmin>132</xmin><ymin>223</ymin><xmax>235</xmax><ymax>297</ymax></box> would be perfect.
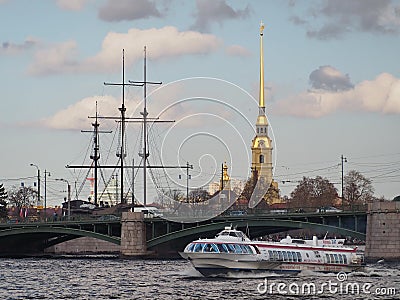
<box><xmin>341</xmin><ymin>155</ymin><xmax>347</xmax><ymax>210</ymax></box>
<box><xmin>56</xmin><ymin>178</ymin><xmax>71</xmax><ymax>220</ymax></box>
<box><xmin>30</xmin><ymin>164</ymin><xmax>40</xmax><ymax>209</ymax></box>
<box><xmin>44</xmin><ymin>170</ymin><xmax>50</xmax><ymax>221</ymax></box>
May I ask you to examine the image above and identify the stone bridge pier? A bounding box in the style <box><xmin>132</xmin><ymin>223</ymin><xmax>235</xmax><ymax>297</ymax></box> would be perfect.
<box><xmin>120</xmin><ymin>212</ymin><xmax>148</xmax><ymax>257</ymax></box>
<box><xmin>365</xmin><ymin>200</ymin><xmax>400</xmax><ymax>262</ymax></box>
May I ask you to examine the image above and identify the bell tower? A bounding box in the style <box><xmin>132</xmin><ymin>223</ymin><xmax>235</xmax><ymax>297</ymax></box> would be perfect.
<box><xmin>251</xmin><ymin>22</ymin><xmax>273</xmax><ymax>186</ymax></box>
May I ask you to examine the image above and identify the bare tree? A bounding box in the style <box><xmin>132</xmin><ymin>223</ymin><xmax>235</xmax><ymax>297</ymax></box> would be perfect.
<box><xmin>8</xmin><ymin>186</ymin><xmax>38</xmax><ymax>209</ymax></box>
<box><xmin>290</xmin><ymin>176</ymin><xmax>337</xmax><ymax>211</ymax></box>
<box><xmin>344</xmin><ymin>170</ymin><xmax>374</xmax><ymax>208</ymax></box>
<box><xmin>189</xmin><ymin>188</ymin><xmax>210</xmax><ymax>203</ymax></box>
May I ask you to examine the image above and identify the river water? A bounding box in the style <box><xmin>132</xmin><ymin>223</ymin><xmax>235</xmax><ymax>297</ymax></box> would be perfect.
<box><xmin>0</xmin><ymin>258</ymin><xmax>399</xmax><ymax>299</ymax></box>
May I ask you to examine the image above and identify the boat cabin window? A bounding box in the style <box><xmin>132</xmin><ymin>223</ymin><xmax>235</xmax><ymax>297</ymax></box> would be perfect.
<box><xmin>283</xmin><ymin>251</ymin><xmax>288</xmax><ymax>261</ymax></box>
<box><xmin>292</xmin><ymin>239</ymin><xmax>306</xmax><ymax>244</ymax></box>
<box><xmin>297</xmin><ymin>252</ymin><xmax>302</xmax><ymax>262</ymax></box>
<box><xmin>268</xmin><ymin>250</ymin><xmax>275</xmax><ymax>260</ymax></box>
<box><xmin>216</xmin><ymin>244</ymin><xmax>228</xmax><ymax>253</ymax></box>
<box><xmin>234</xmin><ymin>244</ymin><xmax>242</xmax><ymax>253</ymax></box>
<box><xmin>292</xmin><ymin>251</ymin><xmax>297</xmax><ymax>262</ymax></box>
<box><xmin>227</xmin><ymin>244</ymin><xmax>236</xmax><ymax>253</ymax></box>
<box><xmin>288</xmin><ymin>251</ymin><xmax>293</xmax><ymax>262</ymax></box>
<box><xmin>240</xmin><ymin>245</ymin><xmax>250</xmax><ymax>254</ymax></box>
<box><xmin>329</xmin><ymin>254</ymin><xmax>334</xmax><ymax>263</ymax></box>
<box><xmin>334</xmin><ymin>254</ymin><xmax>339</xmax><ymax>263</ymax></box>
<box><xmin>338</xmin><ymin>254</ymin><xmax>344</xmax><ymax>264</ymax></box>
<box><xmin>219</xmin><ymin>231</ymin><xmax>229</xmax><ymax>236</ymax></box>
<box><xmin>193</xmin><ymin>243</ymin><xmax>203</xmax><ymax>252</ymax></box>
<box><xmin>326</xmin><ymin>254</ymin><xmax>330</xmax><ymax>263</ymax></box>
<box><xmin>343</xmin><ymin>254</ymin><xmax>347</xmax><ymax>264</ymax></box>
<box><xmin>186</xmin><ymin>243</ymin><xmax>195</xmax><ymax>252</ymax></box>
<box><xmin>278</xmin><ymin>251</ymin><xmax>283</xmax><ymax>261</ymax></box>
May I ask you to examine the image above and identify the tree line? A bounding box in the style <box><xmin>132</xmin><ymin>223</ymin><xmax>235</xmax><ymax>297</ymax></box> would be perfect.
<box><xmin>0</xmin><ymin>169</ymin><xmax>384</xmax><ymax>220</ymax></box>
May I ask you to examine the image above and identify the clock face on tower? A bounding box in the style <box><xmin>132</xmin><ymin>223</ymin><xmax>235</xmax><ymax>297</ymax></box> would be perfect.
<box><xmin>258</xmin><ymin>139</ymin><xmax>265</xmax><ymax>148</ymax></box>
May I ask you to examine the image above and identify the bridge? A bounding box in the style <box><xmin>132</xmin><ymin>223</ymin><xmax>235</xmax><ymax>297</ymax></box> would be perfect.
<box><xmin>0</xmin><ymin>211</ymin><xmax>366</xmax><ymax>257</ymax></box>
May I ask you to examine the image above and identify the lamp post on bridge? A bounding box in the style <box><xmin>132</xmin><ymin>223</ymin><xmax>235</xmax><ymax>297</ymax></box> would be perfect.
<box><xmin>44</xmin><ymin>170</ymin><xmax>50</xmax><ymax>221</ymax></box>
<box><xmin>341</xmin><ymin>155</ymin><xmax>347</xmax><ymax>210</ymax></box>
<box><xmin>30</xmin><ymin>164</ymin><xmax>40</xmax><ymax>210</ymax></box>
<box><xmin>56</xmin><ymin>178</ymin><xmax>71</xmax><ymax>220</ymax></box>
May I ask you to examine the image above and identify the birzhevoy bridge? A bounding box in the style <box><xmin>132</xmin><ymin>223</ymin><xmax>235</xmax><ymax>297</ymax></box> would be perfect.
<box><xmin>0</xmin><ymin>210</ymin><xmax>367</xmax><ymax>258</ymax></box>
<box><xmin>2</xmin><ymin>200</ymin><xmax>400</xmax><ymax>261</ymax></box>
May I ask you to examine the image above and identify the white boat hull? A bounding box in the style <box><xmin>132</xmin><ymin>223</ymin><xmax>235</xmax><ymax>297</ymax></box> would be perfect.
<box><xmin>179</xmin><ymin>252</ymin><xmax>283</xmax><ymax>276</ymax></box>
<box><xmin>180</xmin><ymin>227</ymin><xmax>365</xmax><ymax>277</ymax></box>
<box><xmin>180</xmin><ymin>252</ymin><xmax>364</xmax><ymax>276</ymax></box>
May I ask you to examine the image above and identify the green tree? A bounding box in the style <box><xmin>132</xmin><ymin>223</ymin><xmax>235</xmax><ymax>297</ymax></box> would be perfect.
<box><xmin>289</xmin><ymin>176</ymin><xmax>337</xmax><ymax>211</ymax></box>
<box><xmin>0</xmin><ymin>183</ymin><xmax>8</xmax><ymax>219</ymax></box>
<box><xmin>344</xmin><ymin>170</ymin><xmax>374</xmax><ymax>208</ymax></box>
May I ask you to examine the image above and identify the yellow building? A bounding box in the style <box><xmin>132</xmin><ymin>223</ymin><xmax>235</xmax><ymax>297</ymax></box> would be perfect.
<box><xmin>220</xmin><ymin>162</ymin><xmax>231</xmax><ymax>191</ymax></box>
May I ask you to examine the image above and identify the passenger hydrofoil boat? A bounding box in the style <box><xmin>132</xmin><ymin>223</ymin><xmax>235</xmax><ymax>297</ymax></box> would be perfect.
<box><xmin>179</xmin><ymin>227</ymin><xmax>365</xmax><ymax>277</ymax></box>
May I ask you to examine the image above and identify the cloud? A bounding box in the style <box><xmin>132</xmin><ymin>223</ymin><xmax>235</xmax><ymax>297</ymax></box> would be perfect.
<box><xmin>98</xmin><ymin>0</ymin><xmax>161</xmax><ymax>22</ymax></box>
<box><xmin>27</xmin><ymin>27</ymin><xmax>221</xmax><ymax>76</ymax></box>
<box><xmin>0</xmin><ymin>37</ymin><xmax>38</xmax><ymax>55</ymax></box>
<box><xmin>27</xmin><ymin>40</ymin><xmax>80</xmax><ymax>75</ymax></box>
<box><xmin>309</xmin><ymin>65</ymin><xmax>354</xmax><ymax>92</ymax></box>
<box><xmin>37</xmin><ymin>95</ymin><xmax>143</xmax><ymax>130</ymax></box>
<box><xmin>192</xmin><ymin>0</ymin><xmax>250</xmax><ymax>31</ymax></box>
<box><xmin>290</xmin><ymin>0</ymin><xmax>400</xmax><ymax>39</ymax></box>
<box><xmin>273</xmin><ymin>72</ymin><xmax>400</xmax><ymax>117</ymax></box>
<box><xmin>225</xmin><ymin>45</ymin><xmax>251</xmax><ymax>57</ymax></box>
<box><xmin>56</xmin><ymin>0</ymin><xmax>89</xmax><ymax>11</ymax></box>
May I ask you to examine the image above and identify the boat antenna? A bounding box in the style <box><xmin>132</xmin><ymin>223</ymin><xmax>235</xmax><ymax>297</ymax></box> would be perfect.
<box><xmin>324</xmin><ymin>231</ymin><xmax>328</xmax><ymax>240</ymax></box>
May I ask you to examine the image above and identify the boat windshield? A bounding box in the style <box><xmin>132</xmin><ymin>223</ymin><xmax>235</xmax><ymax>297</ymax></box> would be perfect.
<box><xmin>186</xmin><ymin>243</ymin><xmax>254</xmax><ymax>254</ymax></box>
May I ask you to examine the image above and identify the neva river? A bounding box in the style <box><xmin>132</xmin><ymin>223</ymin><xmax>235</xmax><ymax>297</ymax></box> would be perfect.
<box><xmin>0</xmin><ymin>258</ymin><xmax>399</xmax><ymax>299</ymax></box>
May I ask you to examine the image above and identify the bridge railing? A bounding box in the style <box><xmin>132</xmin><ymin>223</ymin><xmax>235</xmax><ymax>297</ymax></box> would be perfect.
<box><xmin>0</xmin><ymin>203</ymin><xmax>368</xmax><ymax>225</ymax></box>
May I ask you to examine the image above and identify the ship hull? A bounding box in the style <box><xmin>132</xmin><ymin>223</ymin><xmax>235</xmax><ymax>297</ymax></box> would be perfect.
<box><xmin>180</xmin><ymin>252</ymin><xmax>364</xmax><ymax>277</ymax></box>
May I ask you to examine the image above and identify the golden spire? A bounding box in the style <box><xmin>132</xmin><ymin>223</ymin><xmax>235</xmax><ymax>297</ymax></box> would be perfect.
<box><xmin>259</xmin><ymin>21</ymin><xmax>265</xmax><ymax>109</ymax></box>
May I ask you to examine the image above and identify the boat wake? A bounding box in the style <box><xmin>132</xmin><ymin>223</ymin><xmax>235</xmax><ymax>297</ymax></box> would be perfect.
<box><xmin>224</xmin><ymin>270</ymin><xmax>286</xmax><ymax>279</ymax></box>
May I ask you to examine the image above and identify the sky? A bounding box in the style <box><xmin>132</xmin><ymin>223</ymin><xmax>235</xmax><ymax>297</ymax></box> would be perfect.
<box><xmin>0</xmin><ymin>0</ymin><xmax>399</xmax><ymax>207</ymax></box>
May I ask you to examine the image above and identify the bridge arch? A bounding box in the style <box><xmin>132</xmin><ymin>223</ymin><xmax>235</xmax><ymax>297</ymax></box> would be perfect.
<box><xmin>147</xmin><ymin>219</ymin><xmax>366</xmax><ymax>248</ymax></box>
<box><xmin>0</xmin><ymin>227</ymin><xmax>121</xmax><ymax>245</ymax></box>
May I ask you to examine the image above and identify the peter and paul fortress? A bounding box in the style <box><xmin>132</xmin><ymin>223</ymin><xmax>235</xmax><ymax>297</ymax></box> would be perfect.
<box><xmin>220</xmin><ymin>23</ymin><xmax>281</xmax><ymax>206</ymax></box>
<box><xmin>251</xmin><ymin>22</ymin><xmax>273</xmax><ymax>188</ymax></box>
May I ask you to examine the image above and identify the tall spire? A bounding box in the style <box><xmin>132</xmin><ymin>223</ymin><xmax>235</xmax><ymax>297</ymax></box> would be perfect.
<box><xmin>259</xmin><ymin>21</ymin><xmax>265</xmax><ymax>109</ymax></box>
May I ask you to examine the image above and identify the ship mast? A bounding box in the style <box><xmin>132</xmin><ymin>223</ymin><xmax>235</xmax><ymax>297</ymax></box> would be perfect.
<box><xmin>103</xmin><ymin>49</ymin><xmax>144</xmax><ymax>204</ymax></box>
<box><xmin>68</xmin><ymin>48</ymin><xmax>192</xmax><ymax>207</ymax></box>
<box><xmin>129</xmin><ymin>46</ymin><xmax>163</xmax><ymax>206</ymax></box>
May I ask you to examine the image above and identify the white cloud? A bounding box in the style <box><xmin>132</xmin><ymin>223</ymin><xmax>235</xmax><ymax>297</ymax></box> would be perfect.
<box><xmin>28</xmin><ymin>27</ymin><xmax>221</xmax><ymax>76</ymax></box>
<box><xmin>56</xmin><ymin>0</ymin><xmax>89</xmax><ymax>11</ymax></box>
<box><xmin>38</xmin><ymin>95</ymin><xmax>129</xmax><ymax>130</ymax></box>
<box><xmin>27</xmin><ymin>40</ymin><xmax>79</xmax><ymax>75</ymax></box>
<box><xmin>273</xmin><ymin>73</ymin><xmax>400</xmax><ymax>117</ymax></box>
<box><xmin>225</xmin><ymin>45</ymin><xmax>251</xmax><ymax>57</ymax></box>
